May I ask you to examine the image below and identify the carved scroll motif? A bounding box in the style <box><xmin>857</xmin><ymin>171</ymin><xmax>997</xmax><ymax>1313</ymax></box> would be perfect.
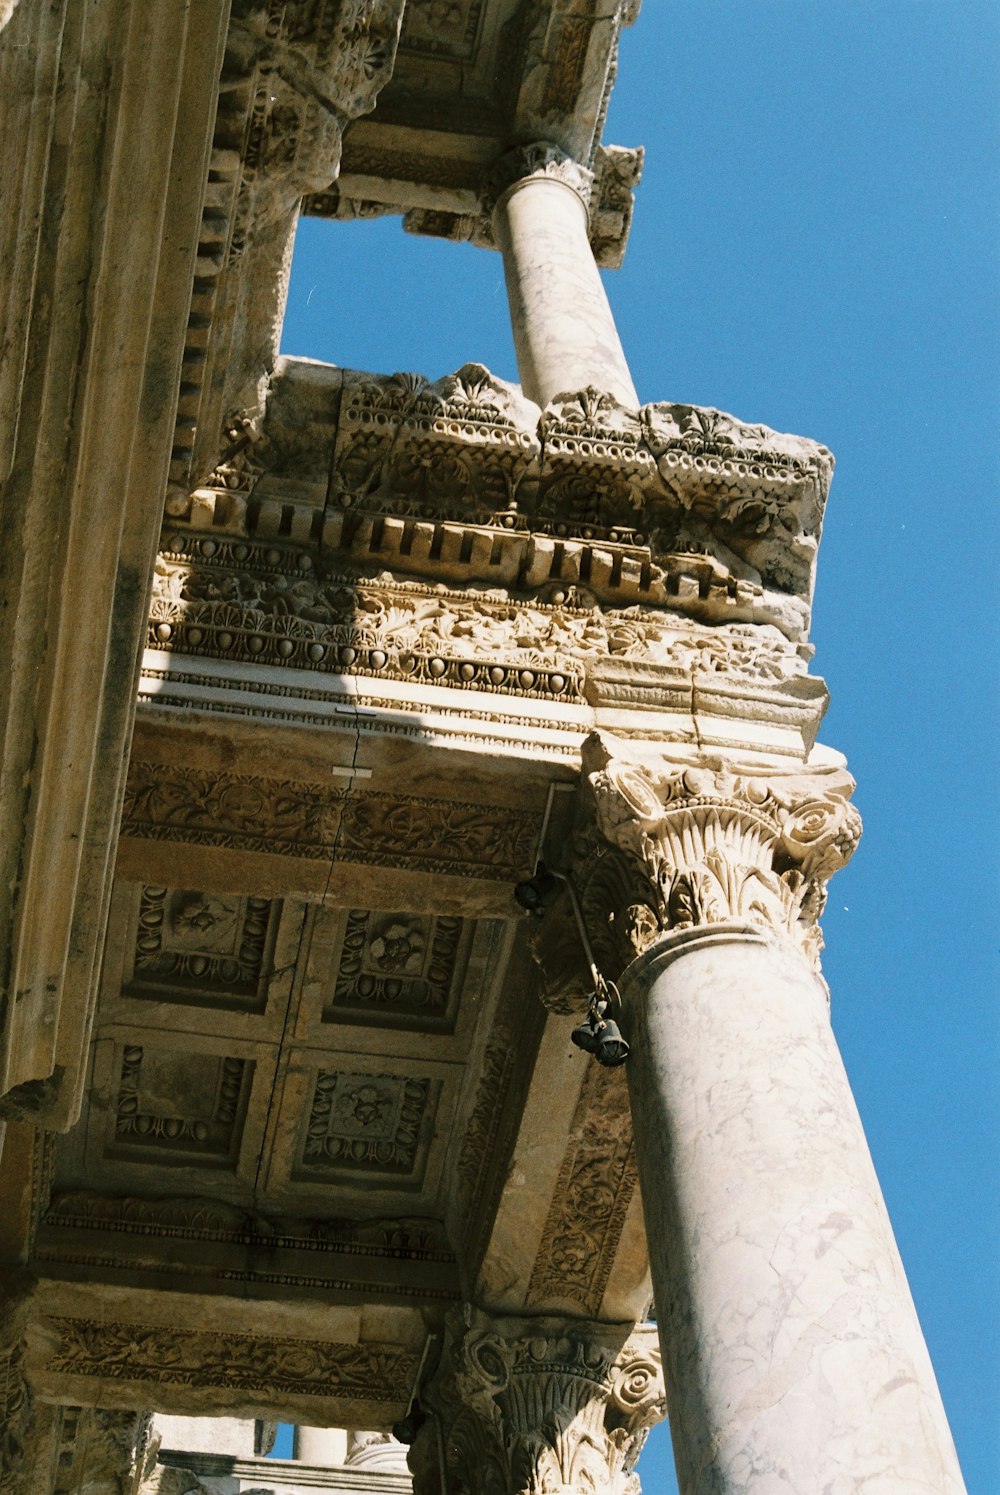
<box><xmin>122</xmin><ymin>764</ymin><xmax>537</xmax><ymax>882</ymax></box>
<box><xmin>47</xmin><ymin>1318</ymin><xmax>418</xmax><ymax>1403</ymax></box>
<box><xmin>526</xmin><ymin>1064</ymin><xmax>636</xmax><ymax>1316</ymax></box>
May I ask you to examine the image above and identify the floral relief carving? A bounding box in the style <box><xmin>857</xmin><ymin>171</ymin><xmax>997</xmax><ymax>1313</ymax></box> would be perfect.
<box><xmin>170</xmin><ymin>358</ymin><xmax>832</xmax><ymax>640</ymax></box>
<box><xmin>527</xmin><ymin>1062</ymin><xmax>636</xmax><ymax>1315</ymax></box>
<box><xmin>411</xmin><ymin>1313</ymin><xmax>664</xmax><ymax>1495</ymax></box>
<box><xmin>327</xmin><ymin>909</ymin><xmax>465</xmax><ymax>1027</ymax></box>
<box><xmin>46</xmin><ymin>1318</ymin><xmax>418</xmax><ymax>1402</ymax></box>
<box><xmin>151</xmin><ymin>537</ymin><xmax>812</xmax><ymax>697</ymax></box>
<box><xmin>128</xmin><ymin>885</ymin><xmax>275</xmax><ymax>1010</ymax></box>
<box><xmin>299</xmin><ymin>1069</ymin><xmax>434</xmax><ymax>1178</ymax></box>
<box><xmin>0</xmin><ymin>1313</ymin><xmax>30</xmax><ymax>1495</ymax></box>
<box><xmin>576</xmin><ymin>732</ymin><xmax>862</xmax><ymax>971</ymax></box>
<box><xmin>122</xmin><ymin>763</ymin><xmax>537</xmax><ymax>882</ymax></box>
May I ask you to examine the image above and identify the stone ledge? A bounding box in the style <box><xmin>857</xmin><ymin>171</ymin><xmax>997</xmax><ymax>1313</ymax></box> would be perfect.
<box><xmin>167</xmin><ymin>360</ymin><xmax>833</xmax><ymax>641</ymax></box>
<box><xmin>157</xmin><ymin>1452</ymin><xmax>412</xmax><ymax>1491</ymax></box>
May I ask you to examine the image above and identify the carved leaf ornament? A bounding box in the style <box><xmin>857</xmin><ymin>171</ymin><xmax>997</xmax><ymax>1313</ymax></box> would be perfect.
<box><xmin>414</xmin><ymin>1316</ymin><xmax>664</xmax><ymax>1495</ymax></box>
<box><xmin>582</xmin><ymin>736</ymin><xmax>861</xmax><ymax>969</ymax></box>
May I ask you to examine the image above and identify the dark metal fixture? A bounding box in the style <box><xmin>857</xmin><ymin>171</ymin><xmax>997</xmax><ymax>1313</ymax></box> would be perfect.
<box><xmin>515</xmin><ymin>862</ymin><xmax>629</xmax><ymax>1067</ymax></box>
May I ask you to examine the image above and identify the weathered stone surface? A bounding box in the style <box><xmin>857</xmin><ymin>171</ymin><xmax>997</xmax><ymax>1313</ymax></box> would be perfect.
<box><xmin>1</xmin><ymin>5</ymin><xmax>963</xmax><ymax>1490</ymax></box>
<box><xmin>491</xmin><ymin>151</ymin><xmax>639</xmax><ymax>407</ymax></box>
<box><xmin>410</xmin><ymin>1310</ymin><xmax>664</xmax><ymax>1495</ymax></box>
<box><xmin>0</xmin><ymin>0</ymin><xmax>232</xmax><ymax>1133</ymax></box>
<box><xmin>305</xmin><ymin>1</ymin><xmax>643</xmax><ymax>266</ymax></box>
<box><xmin>621</xmin><ymin>926</ymin><xmax>966</xmax><ymax>1492</ymax></box>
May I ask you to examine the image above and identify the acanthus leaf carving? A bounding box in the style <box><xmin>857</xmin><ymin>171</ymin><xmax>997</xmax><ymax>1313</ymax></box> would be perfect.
<box><xmin>573</xmin><ymin>732</ymin><xmax>862</xmax><ymax>973</ymax></box>
<box><xmin>150</xmin><ymin>538</ymin><xmax>813</xmax><ymax>699</ymax></box>
<box><xmin>411</xmin><ymin>1311</ymin><xmax>664</xmax><ymax>1495</ymax></box>
<box><xmin>526</xmin><ymin>1062</ymin><xmax>637</xmax><ymax>1315</ymax></box>
<box><xmin>121</xmin><ymin>763</ymin><xmax>538</xmax><ymax>882</ymax></box>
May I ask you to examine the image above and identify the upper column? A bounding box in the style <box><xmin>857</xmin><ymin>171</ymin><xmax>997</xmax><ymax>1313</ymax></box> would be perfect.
<box><xmin>485</xmin><ymin>145</ymin><xmax>639</xmax><ymax>410</ymax></box>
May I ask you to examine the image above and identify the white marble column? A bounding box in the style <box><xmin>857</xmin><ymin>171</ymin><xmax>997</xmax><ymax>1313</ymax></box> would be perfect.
<box><xmin>623</xmin><ymin>924</ymin><xmax>965</xmax><ymax>1494</ymax></box>
<box><xmin>487</xmin><ymin>144</ymin><xmax>638</xmax><ymax>410</ymax></box>
<box><xmin>578</xmin><ymin>735</ymin><xmax>967</xmax><ymax>1494</ymax></box>
<box><xmin>294</xmin><ymin>1425</ymin><xmax>349</xmax><ymax>1464</ymax></box>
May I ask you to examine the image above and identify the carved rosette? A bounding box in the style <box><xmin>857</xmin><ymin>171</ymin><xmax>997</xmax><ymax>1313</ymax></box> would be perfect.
<box><xmin>481</xmin><ymin>143</ymin><xmax>596</xmax><ymax>217</ymax></box>
<box><xmin>574</xmin><ymin>732</ymin><xmax>861</xmax><ymax>977</ymax></box>
<box><xmin>411</xmin><ymin>1312</ymin><xmax>664</xmax><ymax>1495</ymax></box>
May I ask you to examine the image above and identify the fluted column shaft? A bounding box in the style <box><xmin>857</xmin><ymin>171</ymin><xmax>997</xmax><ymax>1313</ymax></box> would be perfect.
<box><xmin>488</xmin><ymin>146</ymin><xmax>637</xmax><ymax>409</ymax></box>
<box><xmin>621</xmin><ymin>922</ymin><xmax>965</xmax><ymax>1494</ymax></box>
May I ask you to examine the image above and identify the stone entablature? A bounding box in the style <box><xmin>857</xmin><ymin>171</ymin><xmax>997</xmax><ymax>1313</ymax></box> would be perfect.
<box><xmin>148</xmin><ymin>361</ymin><xmax>834</xmax><ymax>768</ymax></box>
<box><xmin>307</xmin><ymin>144</ymin><xmax>644</xmax><ymax>269</ymax></box>
<box><xmin>170</xmin><ymin>361</ymin><xmax>831</xmax><ymax>643</ymax></box>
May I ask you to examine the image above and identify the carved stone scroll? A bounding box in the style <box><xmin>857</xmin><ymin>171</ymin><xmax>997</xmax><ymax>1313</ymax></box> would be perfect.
<box><xmin>121</xmin><ymin>764</ymin><xmax>538</xmax><ymax>883</ymax></box>
<box><xmin>0</xmin><ymin>1286</ymin><xmax>60</xmax><ymax>1495</ymax></box>
<box><xmin>526</xmin><ymin>1064</ymin><xmax>636</xmax><ymax>1317</ymax></box>
<box><xmin>410</xmin><ymin>1310</ymin><xmax>665</xmax><ymax>1495</ymax></box>
<box><xmin>44</xmin><ymin>1317</ymin><xmax>419</xmax><ymax>1407</ymax></box>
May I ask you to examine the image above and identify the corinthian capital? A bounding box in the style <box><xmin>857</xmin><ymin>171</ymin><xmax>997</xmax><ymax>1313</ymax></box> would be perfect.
<box><xmin>574</xmin><ymin>732</ymin><xmax>861</xmax><ymax>973</ymax></box>
<box><xmin>410</xmin><ymin>1310</ymin><xmax>664</xmax><ymax>1495</ymax></box>
<box><xmin>481</xmin><ymin>143</ymin><xmax>596</xmax><ymax>216</ymax></box>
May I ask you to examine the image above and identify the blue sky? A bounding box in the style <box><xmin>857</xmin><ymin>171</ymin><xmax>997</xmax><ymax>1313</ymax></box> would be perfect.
<box><xmin>280</xmin><ymin>3</ymin><xmax>998</xmax><ymax>1489</ymax></box>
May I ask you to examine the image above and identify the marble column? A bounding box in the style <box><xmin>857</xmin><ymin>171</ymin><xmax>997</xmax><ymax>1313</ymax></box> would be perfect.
<box><xmin>408</xmin><ymin>1309</ymin><xmax>664</xmax><ymax>1495</ymax></box>
<box><xmin>578</xmin><ymin>733</ymin><xmax>966</xmax><ymax>1494</ymax></box>
<box><xmin>345</xmin><ymin>1430</ymin><xmax>409</xmax><ymax>1472</ymax></box>
<box><xmin>294</xmin><ymin>1425</ymin><xmax>348</xmax><ymax>1464</ymax></box>
<box><xmin>486</xmin><ymin>144</ymin><xmax>638</xmax><ymax>410</ymax></box>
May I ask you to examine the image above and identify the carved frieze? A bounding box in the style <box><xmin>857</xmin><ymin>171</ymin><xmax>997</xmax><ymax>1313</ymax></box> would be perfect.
<box><xmin>36</xmin><ymin>1191</ymin><xmax>458</xmax><ymax>1301</ymax></box>
<box><xmin>0</xmin><ymin>1306</ymin><xmax>31</xmax><ymax>1495</ymax></box>
<box><xmin>452</xmin><ymin>968</ymin><xmax>544</xmax><ymax>1279</ymax></box>
<box><xmin>330</xmin><ymin>363</ymin><xmax>541</xmax><ymax>528</ymax></box>
<box><xmin>569</xmin><ymin>732</ymin><xmax>862</xmax><ymax>975</ymax></box>
<box><xmin>122</xmin><ymin>763</ymin><xmax>538</xmax><ymax>881</ymax></box>
<box><xmin>150</xmin><ymin>530</ymin><xmax>815</xmax><ymax>705</ymax></box>
<box><xmin>411</xmin><ymin>1311</ymin><xmax>664</xmax><ymax>1495</ymax></box>
<box><xmin>168</xmin><ymin>359</ymin><xmax>834</xmax><ymax>641</ymax></box>
<box><xmin>41</xmin><ymin>1190</ymin><xmax>452</xmax><ymax>1262</ymax></box>
<box><xmin>526</xmin><ymin>1063</ymin><xmax>636</xmax><ymax>1316</ymax></box>
<box><xmin>45</xmin><ymin>1317</ymin><xmax>419</xmax><ymax>1403</ymax></box>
